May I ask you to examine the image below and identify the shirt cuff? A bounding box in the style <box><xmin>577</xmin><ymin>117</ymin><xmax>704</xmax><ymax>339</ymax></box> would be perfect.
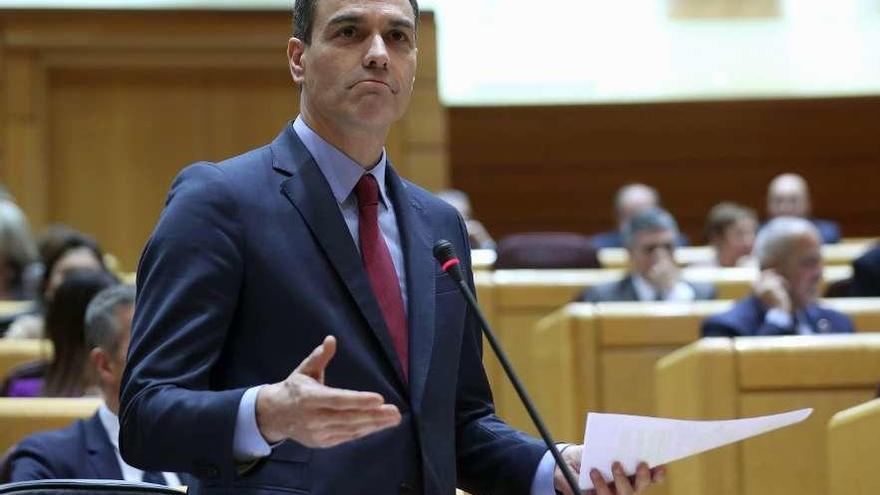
<box><xmin>765</xmin><ymin>308</ymin><xmax>793</xmax><ymax>329</ymax></box>
<box><xmin>531</xmin><ymin>445</ymin><xmax>570</xmax><ymax>495</ymax></box>
<box><xmin>666</xmin><ymin>281</ymin><xmax>696</xmax><ymax>302</ymax></box>
<box><xmin>233</xmin><ymin>385</ymin><xmax>272</xmax><ymax>461</ymax></box>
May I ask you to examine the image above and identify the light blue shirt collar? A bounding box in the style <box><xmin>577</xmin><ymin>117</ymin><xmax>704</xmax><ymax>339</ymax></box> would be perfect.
<box><xmin>292</xmin><ymin>116</ymin><xmax>390</xmax><ymax>208</ymax></box>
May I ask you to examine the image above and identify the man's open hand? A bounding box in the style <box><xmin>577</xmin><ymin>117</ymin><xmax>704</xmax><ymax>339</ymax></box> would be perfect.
<box><xmin>255</xmin><ymin>335</ymin><xmax>401</xmax><ymax>448</ymax></box>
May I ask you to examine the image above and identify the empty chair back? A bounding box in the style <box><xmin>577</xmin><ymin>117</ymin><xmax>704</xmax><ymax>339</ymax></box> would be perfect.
<box><xmin>495</xmin><ymin>233</ymin><xmax>599</xmax><ymax>269</ymax></box>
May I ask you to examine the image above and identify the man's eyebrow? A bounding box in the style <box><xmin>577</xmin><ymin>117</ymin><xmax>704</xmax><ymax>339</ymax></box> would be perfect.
<box><xmin>389</xmin><ymin>18</ymin><xmax>416</xmax><ymax>31</ymax></box>
<box><xmin>326</xmin><ymin>13</ymin><xmax>365</xmax><ymax>28</ymax></box>
<box><xmin>325</xmin><ymin>13</ymin><xmax>415</xmax><ymax>31</ymax></box>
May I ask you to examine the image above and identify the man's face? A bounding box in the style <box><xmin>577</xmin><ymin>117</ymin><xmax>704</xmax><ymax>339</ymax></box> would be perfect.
<box><xmin>719</xmin><ymin>217</ymin><xmax>757</xmax><ymax>264</ymax></box>
<box><xmin>777</xmin><ymin>233</ymin><xmax>823</xmax><ymax>309</ymax></box>
<box><xmin>289</xmin><ymin>0</ymin><xmax>418</xmax><ymax>133</ymax></box>
<box><xmin>768</xmin><ymin>182</ymin><xmax>809</xmax><ymax>218</ymax></box>
<box><xmin>628</xmin><ymin>228</ymin><xmax>676</xmax><ymax>276</ymax></box>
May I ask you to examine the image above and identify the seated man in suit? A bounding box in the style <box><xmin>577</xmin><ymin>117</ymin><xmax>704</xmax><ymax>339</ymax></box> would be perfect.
<box><xmin>850</xmin><ymin>244</ymin><xmax>880</xmax><ymax>297</ymax></box>
<box><xmin>702</xmin><ymin>217</ymin><xmax>855</xmax><ymax>337</ymax></box>
<box><xmin>7</xmin><ymin>285</ymin><xmax>186</xmax><ymax>485</ymax></box>
<box><xmin>765</xmin><ymin>173</ymin><xmax>840</xmax><ymax>244</ymax></box>
<box><xmin>578</xmin><ymin>207</ymin><xmax>715</xmax><ymax>302</ymax></box>
<box><xmin>591</xmin><ymin>183</ymin><xmax>690</xmax><ymax>249</ymax></box>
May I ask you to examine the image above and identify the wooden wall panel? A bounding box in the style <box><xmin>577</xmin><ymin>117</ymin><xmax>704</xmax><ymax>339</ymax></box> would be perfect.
<box><xmin>449</xmin><ymin>97</ymin><xmax>880</xmax><ymax>244</ymax></box>
<box><xmin>47</xmin><ymin>68</ymin><xmax>296</xmax><ymax>268</ymax></box>
<box><xmin>0</xmin><ymin>9</ymin><xmax>446</xmax><ymax>270</ymax></box>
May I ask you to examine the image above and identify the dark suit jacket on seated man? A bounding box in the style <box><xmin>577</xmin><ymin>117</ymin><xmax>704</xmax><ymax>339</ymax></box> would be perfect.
<box><xmin>117</xmin><ymin>1</ymin><xmax>662</xmax><ymax>495</ymax></box>
<box><xmin>702</xmin><ymin>217</ymin><xmax>855</xmax><ymax>337</ymax></box>
<box><xmin>578</xmin><ymin>207</ymin><xmax>715</xmax><ymax>303</ymax></box>
<box><xmin>8</xmin><ymin>285</ymin><xmax>185</xmax><ymax>486</ymax></box>
<box><xmin>850</xmin><ymin>245</ymin><xmax>880</xmax><ymax>297</ymax></box>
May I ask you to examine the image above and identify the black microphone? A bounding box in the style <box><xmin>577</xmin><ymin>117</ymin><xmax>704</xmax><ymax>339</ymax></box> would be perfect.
<box><xmin>433</xmin><ymin>239</ymin><xmax>582</xmax><ymax>495</ymax></box>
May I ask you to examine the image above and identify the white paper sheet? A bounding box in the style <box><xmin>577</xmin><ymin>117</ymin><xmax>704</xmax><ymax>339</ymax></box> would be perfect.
<box><xmin>578</xmin><ymin>408</ymin><xmax>812</xmax><ymax>490</ymax></box>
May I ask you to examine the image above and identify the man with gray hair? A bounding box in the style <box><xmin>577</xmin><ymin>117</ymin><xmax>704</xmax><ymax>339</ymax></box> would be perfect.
<box><xmin>578</xmin><ymin>207</ymin><xmax>715</xmax><ymax>302</ymax></box>
<box><xmin>7</xmin><ymin>285</ymin><xmax>188</xmax><ymax>485</ymax></box>
<box><xmin>702</xmin><ymin>217</ymin><xmax>854</xmax><ymax>337</ymax></box>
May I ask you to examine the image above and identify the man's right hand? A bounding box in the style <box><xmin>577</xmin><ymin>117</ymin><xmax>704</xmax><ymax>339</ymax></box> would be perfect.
<box><xmin>646</xmin><ymin>251</ymin><xmax>679</xmax><ymax>293</ymax></box>
<box><xmin>255</xmin><ymin>335</ymin><xmax>402</xmax><ymax>448</ymax></box>
<box><xmin>754</xmin><ymin>269</ymin><xmax>792</xmax><ymax>313</ymax></box>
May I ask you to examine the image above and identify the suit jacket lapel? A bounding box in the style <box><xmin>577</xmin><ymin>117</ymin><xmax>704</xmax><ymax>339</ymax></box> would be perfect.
<box><xmin>804</xmin><ymin>305</ymin><xmax>827</xmax><ymax>333</ymax></box>
<box><xmin>84</xmin><ymin>413</ymin><xmax>124</xmax><ymax>479</ymax></box>
<box><xmin>386</xmin><ymin>165</ymin><xmax>435</xmax><ymax>411</ymax></box>
<box><xmin>272</xmin><ymin>125</ymin><xmax>407</xmax><ymax>388</ymax></box>
<box><xmin>621</xmin><ymin>275</ymin><xmax>638</xmax><ymax>301</ymax></box>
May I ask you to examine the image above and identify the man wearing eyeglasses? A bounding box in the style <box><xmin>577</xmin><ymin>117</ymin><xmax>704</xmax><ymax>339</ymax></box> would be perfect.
<box><xmin>577</xmin><ymin>207</ymin><xmax>716</xmax><ymax>303</ymax></box>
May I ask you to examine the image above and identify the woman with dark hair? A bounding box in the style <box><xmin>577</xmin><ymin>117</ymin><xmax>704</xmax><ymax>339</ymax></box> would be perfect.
<box><xmin>3</xmin><ymin>227</ymin><xmax>106</xmax><ymax>339</ymax></box>
<box><xmin>2</xmin><ymin>268</ymin><xmax>118</xmax><ymax>397</ymax></box>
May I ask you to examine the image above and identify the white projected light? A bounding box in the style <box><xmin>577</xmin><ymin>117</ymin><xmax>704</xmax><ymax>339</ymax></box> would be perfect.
<box><xmin>1</xmin><ymin>0</ymin><xmax>877</xmax><ymax>104</ymax></box>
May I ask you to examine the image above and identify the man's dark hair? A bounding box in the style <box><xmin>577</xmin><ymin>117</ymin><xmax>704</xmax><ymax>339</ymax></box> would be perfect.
<box><xmin>293</xmin><ymin>0</ymin><xmax>420</xmax><ymax>44</ymax></box>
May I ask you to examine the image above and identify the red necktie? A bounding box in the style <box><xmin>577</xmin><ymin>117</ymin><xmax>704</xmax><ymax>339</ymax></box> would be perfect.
<box><xmin>355</xmin><ymin>174</ymin><xmax>409</xmax><ymax>380</ymax></box>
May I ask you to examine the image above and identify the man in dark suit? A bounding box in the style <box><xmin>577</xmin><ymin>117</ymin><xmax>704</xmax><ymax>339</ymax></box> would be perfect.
<box><xmin>703</xmin><ymin>217</ymin><xmax>855</xmax><ymax>337</ymax></box>
<box><xmin>764</xmin><ymin>173</ymin><xmax>840</xmax><ymax>244</ymax></box>
<box><xmin>850</xmin><ymin>245</ymin><xmax>880</xmax><ymax>297</ymax></box>
<box><xmin>118</xmin><ymin>1</ymin><xmax>662</xmax><ymax>494</ymax></box>
<box><xmin>591</xmin><ymin>184</ymin><xmax>689</xmax><ymax>249</ymax></box>
<box><xmin>578</xmin><ymin>208</ymin><xmax>715</xmax><ymax>303</ymax></box>
<box><xmin>8</xmin><ymin>285</ymin><xmax>185</xmax><ymax>486</ymax></box>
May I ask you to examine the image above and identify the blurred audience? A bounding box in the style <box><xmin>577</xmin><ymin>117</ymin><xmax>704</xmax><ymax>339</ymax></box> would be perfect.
<box><xmin>2</xmin><ymin>268</ymin><xmax>118</xmax><ymax>397</ymax></box>
<box><xmin>765</xmin><ymin>173</ymin><xmax>840</xmax><ymax>244</ymax></box>
<box><xmin>6</xmin><ymin>285</ymin><xmax>187</xmax><ymax>485</ymax></box>
<box><xmin>702</xmin><ymin>217</ymin><xmax>854</xmax><ymax>337</ymax></box>
<box><xmin>701</xmin><ymin>202</ymin><xmax>758</xmax><ymax>268</ymax></box>
<box><xmin>591</xmin><ymin>183</ymin><xmax>689</xmax><ymax>249</ymax></box>
<box><xmin>849</xmin><ymin>244</ymin><xmax>880</xmax><ymax>297</ymax></box>
<box><xmin>4</xmin><ymin>228</ymin><xmax>106</xmax><ymax>339</ymax></box>
<box><xmin>437</xmin><ymin>189</ymin><xmax>496</xmax><ymax>249</ymax></box>
<box><xmin>0</xmin><ymin>199</ymin><xmax>39</xmax><ymax>301</ymax></box>
<box><xmin>577</xmin><ymin>207</ymin><xmax>715</xmax><ymax>302</ymax></box>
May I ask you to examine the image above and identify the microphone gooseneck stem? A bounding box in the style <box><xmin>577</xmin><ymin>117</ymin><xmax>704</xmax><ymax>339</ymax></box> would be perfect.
<box><xmin>453</xmin><ymin>277</ymin><xmax>583</xmax><ymax>495</ymax></box>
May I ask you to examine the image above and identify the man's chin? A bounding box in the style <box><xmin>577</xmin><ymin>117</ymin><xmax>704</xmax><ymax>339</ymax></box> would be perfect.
<box><xmin>350</xmin><ymin>105</ymin><xmax>403</xmax><ymax>129</ymax></box>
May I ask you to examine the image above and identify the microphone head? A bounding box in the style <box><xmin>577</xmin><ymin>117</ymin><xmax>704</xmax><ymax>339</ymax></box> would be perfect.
<box><xmin>433</xmin><ymin>239</ymin><xmax>464</xmax><ymax>282</ymax></box>
<box><xmin>433</xmin><ymin>239</ymin><xmax>458</xmax><ymax>264</ymax></box>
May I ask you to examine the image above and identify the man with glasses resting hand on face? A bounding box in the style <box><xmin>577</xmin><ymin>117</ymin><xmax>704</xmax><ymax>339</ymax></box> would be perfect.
<box><xmin>578</xmin><ymin>207</ymin><xmax>716</xmax><ymax>303</ymax></box>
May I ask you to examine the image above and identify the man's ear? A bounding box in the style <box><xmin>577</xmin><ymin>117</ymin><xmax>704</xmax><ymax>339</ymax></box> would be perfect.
<box><xmin>288</xmin><ymin>37</ymin><xmax>307</xmax><ymax>84</ymax></box>
<box><xmin>91</xmin><ymin>348</ymin><xmax>112</xmax><ymax>381</ymax></box>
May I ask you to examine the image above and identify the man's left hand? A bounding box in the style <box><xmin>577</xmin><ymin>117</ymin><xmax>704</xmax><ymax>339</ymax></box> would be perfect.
<box><xmin>553</xmin><ymin>445</ymin><xmax>666</xmax><ymax>495</ymax></box>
